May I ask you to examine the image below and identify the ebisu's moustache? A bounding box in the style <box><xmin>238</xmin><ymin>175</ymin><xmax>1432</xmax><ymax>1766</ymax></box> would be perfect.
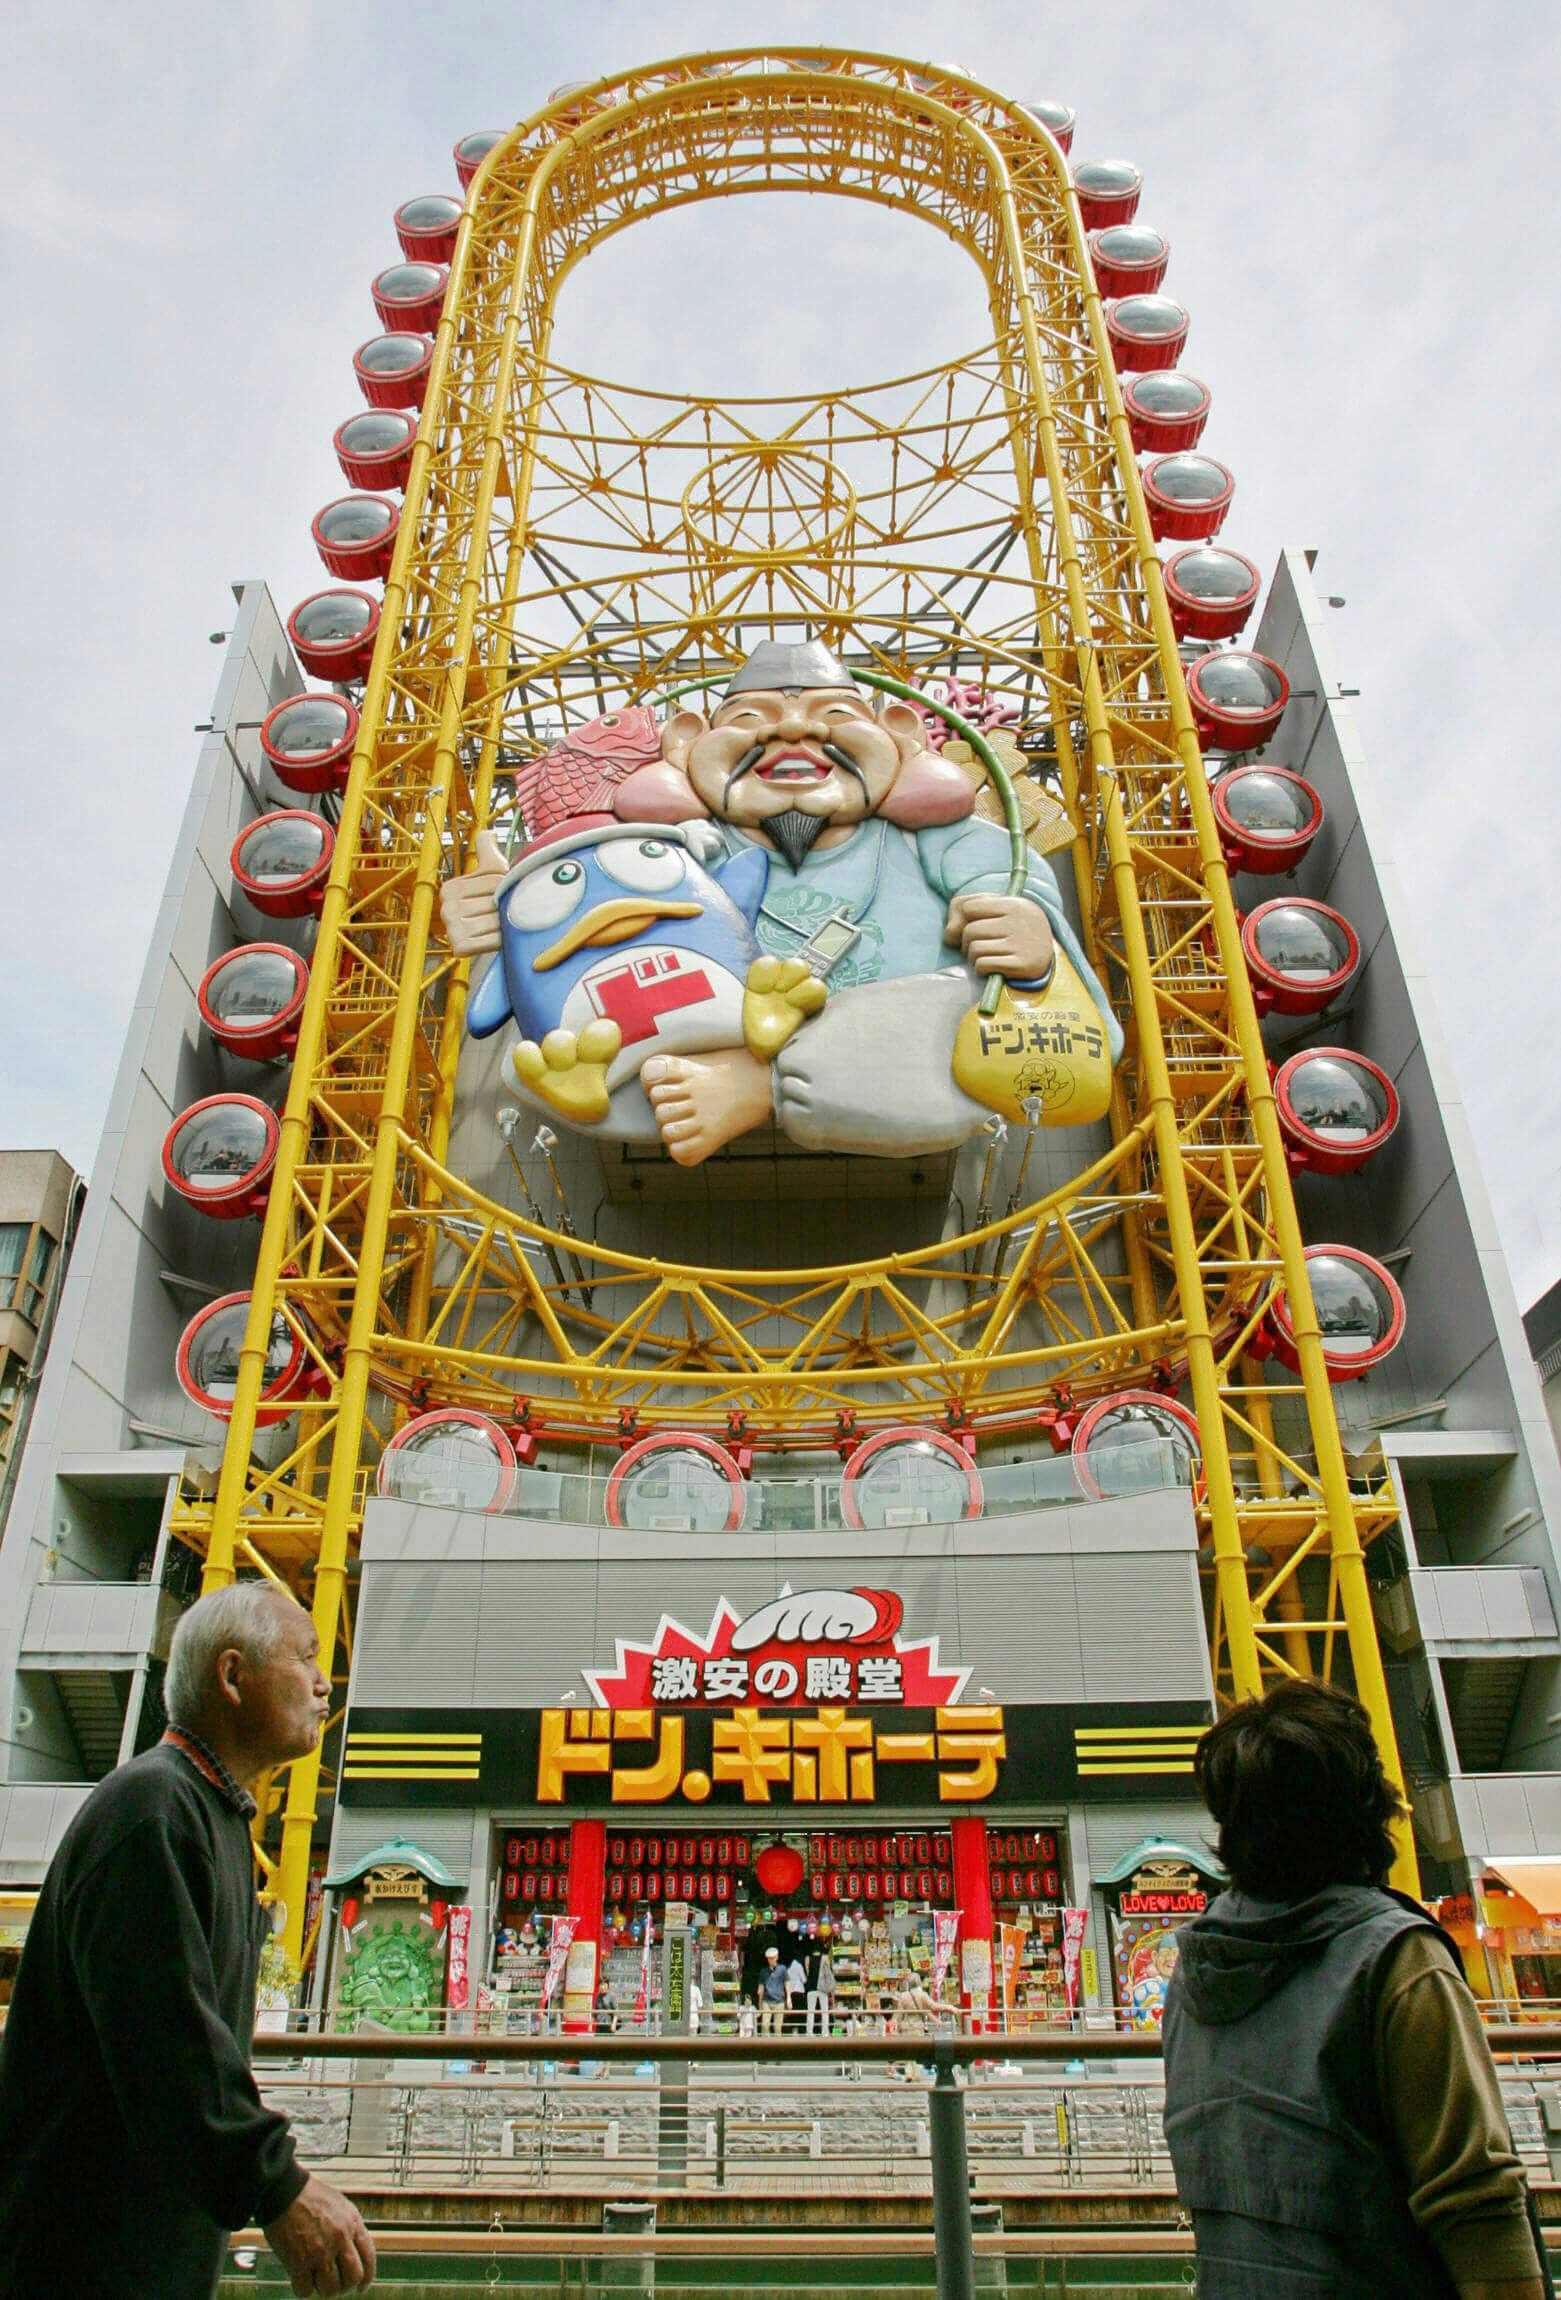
<box><xmin>722</xmin><ymin>740</ymin><xmax>871</xmax><ymax>810</ymax></box>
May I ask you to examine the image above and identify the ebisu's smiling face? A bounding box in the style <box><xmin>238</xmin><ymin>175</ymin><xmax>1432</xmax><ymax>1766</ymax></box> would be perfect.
<box><xmin>680</xmin><ymin>686</ymin><xmax>905</xmax><ymax>834</ymax></box>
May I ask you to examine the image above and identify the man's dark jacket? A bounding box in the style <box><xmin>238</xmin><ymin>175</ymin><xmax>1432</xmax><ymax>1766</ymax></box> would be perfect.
<box><xmin>0</xmin><ymin>1740</ymin><xmax>305</xmax><ymax>2297</ymax></box>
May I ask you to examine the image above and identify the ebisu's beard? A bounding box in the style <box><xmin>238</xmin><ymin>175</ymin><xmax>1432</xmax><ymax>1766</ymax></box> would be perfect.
<box><xmin>765</xmin><ymin>808</ymin><xmax>832</xmax><ymax>871</ymax></box>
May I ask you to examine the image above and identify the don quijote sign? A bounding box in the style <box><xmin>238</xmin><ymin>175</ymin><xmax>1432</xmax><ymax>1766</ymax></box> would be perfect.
<box><xmin>583</xmin><ymin>1585</ymin><xmax>970</xmax><ymax>1710</ymax></box>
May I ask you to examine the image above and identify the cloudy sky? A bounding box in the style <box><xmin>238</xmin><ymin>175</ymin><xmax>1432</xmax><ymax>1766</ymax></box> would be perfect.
<box><xmin>4</xmin><ymin>1</ymin><xmax>1559</xmax><ymax>1304</ymax></box>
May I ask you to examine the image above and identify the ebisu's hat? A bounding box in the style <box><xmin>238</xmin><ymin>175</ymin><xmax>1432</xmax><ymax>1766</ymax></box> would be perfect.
<box><xmin>722</xmin><ymin>638</ymin><xmax>858</xmax><ymax>697</ymax></box>
<box><xmin>494</xmin><ymin>813</ymin><xmax>692</xmax><ymax>904</ymax></box>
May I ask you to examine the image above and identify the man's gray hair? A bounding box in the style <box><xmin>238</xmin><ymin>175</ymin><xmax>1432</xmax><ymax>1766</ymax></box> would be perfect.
<box><xmin>164</xmin><ymin>1582</ymin><xmax>301</xmax><ymax>1728</ymax></box>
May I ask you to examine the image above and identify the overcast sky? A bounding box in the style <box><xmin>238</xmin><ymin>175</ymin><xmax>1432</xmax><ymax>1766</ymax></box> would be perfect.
<box><xmin>4</xmin><ymin>1</ymin><xmax>1558</xmax><ymax>1305</ymax></box>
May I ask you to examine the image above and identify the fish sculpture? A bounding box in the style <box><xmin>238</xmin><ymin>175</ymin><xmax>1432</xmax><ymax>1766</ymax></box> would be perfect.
<box><xmin>465</xmin><ymin>814</ymin><xmax>826</xmax><ymax>1125</ymax></box>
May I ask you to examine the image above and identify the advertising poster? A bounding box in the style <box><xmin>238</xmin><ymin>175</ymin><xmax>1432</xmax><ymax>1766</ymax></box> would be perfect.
<box><xmin>960</xmin><ymin>1935</ymin><xmax>993</xmax><ymax>2002</ymax></box>
<box><xmin>998</xmin><ymin>1921</ymin><xmax>1028</xmax><ymax>2010</ymax></box>
<box><xmin>931</xmin><ymin>1909</ymin><xmax>961</xmax><ymax>2000</ymax></box>
<box><xmin>1060</xmin><ymin>1908</ymin><xmax>1089</xmax><ymax>2011</ymax></box>
<box><xmin>445</xmin><ymin>1904</ymin><xmax>473</xmax><ymax>2011</ymax></box>
<box><xmin>563</xmin><ymin>1934</ymin><xmax>599</xmax><ymax>2026</ymax></box>
<box><xmin>541</xmin><ymin>1914</ymin><xmax>578</xmax><ymax>2011</ymax></box>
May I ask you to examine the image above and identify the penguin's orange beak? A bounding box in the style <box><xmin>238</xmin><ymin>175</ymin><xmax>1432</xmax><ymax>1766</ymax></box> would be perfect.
<box><xmin>533</xmin><ymin>897</ymin><xmax>702</xmax><ymax>972</ymax></box>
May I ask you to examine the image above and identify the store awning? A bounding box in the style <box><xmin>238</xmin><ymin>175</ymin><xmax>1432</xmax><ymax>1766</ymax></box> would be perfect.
<box><xmin>1487</xmin><ymin>1860</ymin><xmax>1561</xmax><ymax>1917</ymax></box>
<box><xmin>1093</xmin><ymin>1838</ymin><xmax>1222</xmax><ymax>1888</ymax></box>
<box><xmin>324</xmin><ymin>1837</ymin><xmax>467</xmax><ymax>1892</ymax></box>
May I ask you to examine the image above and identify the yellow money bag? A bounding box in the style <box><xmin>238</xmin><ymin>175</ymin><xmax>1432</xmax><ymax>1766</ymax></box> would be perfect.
<box><xmin>952</xmin><ymin>949</ymin><xmax>1115</xmax><ymax>1127</ymax></box>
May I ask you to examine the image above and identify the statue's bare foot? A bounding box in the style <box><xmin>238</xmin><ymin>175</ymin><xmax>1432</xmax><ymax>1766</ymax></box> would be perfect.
<box><xmin>642</xmin><ymin>1049</ymin><xmax>774</xmax><ymax>1166</ymax></box>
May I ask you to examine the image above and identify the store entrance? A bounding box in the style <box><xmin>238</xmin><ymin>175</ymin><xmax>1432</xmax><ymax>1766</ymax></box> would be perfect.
<box><xmin>489</xmin><ymin>1817</ymin><xmax>1075</xmax><ymax>2032</ymax></box>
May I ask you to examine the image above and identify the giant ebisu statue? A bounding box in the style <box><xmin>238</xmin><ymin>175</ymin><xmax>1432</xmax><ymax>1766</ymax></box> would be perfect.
<box><xmin>441</xmin><ymin>640</ymin><xmax>1122</xmax><ymax>1165</ymax></box>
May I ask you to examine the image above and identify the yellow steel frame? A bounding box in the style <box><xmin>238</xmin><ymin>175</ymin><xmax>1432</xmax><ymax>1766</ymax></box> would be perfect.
<box><xmin>180</xmin><ymin>51</ymin><xmax>1414</xmax><ymax>1943</ymax></box>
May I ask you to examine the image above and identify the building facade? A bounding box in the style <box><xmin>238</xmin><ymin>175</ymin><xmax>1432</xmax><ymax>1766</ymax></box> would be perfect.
<box><xmin>3</xmin><ymin>54</ymin><xmax>1560</xmax><ymax>2029</ymax></box>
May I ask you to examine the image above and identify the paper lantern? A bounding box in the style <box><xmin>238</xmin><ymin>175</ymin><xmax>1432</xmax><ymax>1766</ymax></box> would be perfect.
<box><xmin>755</xmin><ymin>1844</ymin><xmax>805</xmax><ymax>1897</ymax></box>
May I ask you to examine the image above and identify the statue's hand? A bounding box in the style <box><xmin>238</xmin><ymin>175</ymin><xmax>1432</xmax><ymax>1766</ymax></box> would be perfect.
<box><xmin>439</xmin><ymin>828</ymin><xmax>509</xmax><ymax>956</ymax></box>
<box><xmin>944</xmin><ymin>893</ymin><xmax>1055</xmax><ymax>982</ymax></box>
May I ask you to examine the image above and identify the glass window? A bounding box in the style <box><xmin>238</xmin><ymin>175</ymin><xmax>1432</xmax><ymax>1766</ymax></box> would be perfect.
<box><xmin>0</xmin><ymin>1225</ymin><xmax>51</xmax><ymax>1313</ymax></box>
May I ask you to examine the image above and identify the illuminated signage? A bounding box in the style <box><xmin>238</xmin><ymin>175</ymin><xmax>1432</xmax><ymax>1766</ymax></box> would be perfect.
<box><xmin>340</xmin><ymin>1701</ymin><xmax>1212</xmax><ymax>1812</ymax></box>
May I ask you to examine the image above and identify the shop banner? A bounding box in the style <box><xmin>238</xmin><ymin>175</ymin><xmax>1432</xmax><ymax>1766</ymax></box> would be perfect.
<box><xmin>998</xmin><ymin>1921</ymin><xmax>1028</xmax><ymax>2009</ymax></box>
<box><xmin>931</xmin><ymin>1909</ymin><xmax>960</xmax><ymax>2000</ymax></box>
<box><xmin>446</xmin><ymin>1905</ymin><xmax>473</xmax><ymax>2011</ymax></box>
<box><xmin>636</xmin><ymin>1913</ymin><xmax>654</xmax><ymax>2022</ymax></box>
<box><xmin>1060</xmin><ymin>1908</ymin><xmax>1089</xmax><ymax>2011</ymax></box>
<box><xmin>541</xmin><ymin>1915</ymin><xmax>577</xmax><ymax>2010</ymax></box>
<box><xmin>563</xmin><ymin>1935</ymin><xmax>598</xmax><ymax>2026</ymax></box>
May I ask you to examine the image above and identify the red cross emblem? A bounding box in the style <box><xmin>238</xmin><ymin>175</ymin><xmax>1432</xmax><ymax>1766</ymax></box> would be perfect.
<box><xmin>588</xmin><ymin>951</ymin><xmax>716</xmax><ymax>1046</ymax></box>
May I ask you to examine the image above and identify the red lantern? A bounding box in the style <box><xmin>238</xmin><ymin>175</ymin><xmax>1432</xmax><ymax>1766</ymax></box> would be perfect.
<box><xmin>340</xmin><ymin>1895</ymin><xmax>360</xmax><ymax>1930</ymax></box>
<box><xmin>755</xmin><ymin>1844</ymin><xmax>805</xmax><ymax>1898</ymax></box>
<box><xmin>430</xmin><ymin>1899</ymin><xmax>447</xmax><ymax>1932</ymax></box>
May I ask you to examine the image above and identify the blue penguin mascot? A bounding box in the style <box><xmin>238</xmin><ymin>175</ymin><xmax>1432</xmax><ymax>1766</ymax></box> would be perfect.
<box><xmin>466</xmin><ymin>812</ymin><xmax>826</xmax><ymax>1129</ymax></box>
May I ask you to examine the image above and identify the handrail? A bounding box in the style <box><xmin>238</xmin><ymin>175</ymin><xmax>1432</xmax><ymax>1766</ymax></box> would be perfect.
<box><xmin>252</xmin><ymin>2024</ymin><xmax>1561</xmax><ymax>2061</ymax></box>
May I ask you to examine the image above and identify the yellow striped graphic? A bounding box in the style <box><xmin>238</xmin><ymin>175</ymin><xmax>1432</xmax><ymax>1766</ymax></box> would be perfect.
<box><xmin>1074</xmin><ymin>1723</ymin><xmax>1203</xmax><ymax>1777</ymax></box>
<box><xmin>343</xmin><ymin>1729</ymin><xmax>483</xmax><ymax>1783</ymax></box>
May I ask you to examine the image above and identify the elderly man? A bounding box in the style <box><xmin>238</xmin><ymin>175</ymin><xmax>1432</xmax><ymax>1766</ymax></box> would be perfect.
<box><xmin>0</xmin><ymin>1583</ymin><xmax>375</xmax><ymax>2298</ymax></box>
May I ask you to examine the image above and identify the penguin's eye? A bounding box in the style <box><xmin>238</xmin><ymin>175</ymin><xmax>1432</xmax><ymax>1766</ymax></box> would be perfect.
<box><xmin>505</xmin><ymin>857</ymin><xmax>587</xmax><ymax>932</ymax></box>
<box><xmin>598</xmin><ymin>838</ymin><xmax>685</xmax><ymax>895</ymax></box>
